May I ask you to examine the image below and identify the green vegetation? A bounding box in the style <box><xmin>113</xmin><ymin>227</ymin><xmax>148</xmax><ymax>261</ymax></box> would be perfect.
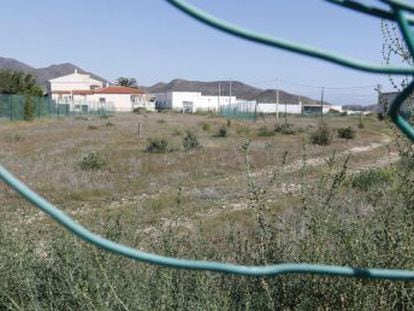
<box><xmin>337</xmin><ymin>126</ymin><xmax>356</xmax><ymax>140</ymax></box>
<box><xmin>23</xmin><ymin>95</ymin><xmax>35</xmax><ymax>121</ymax></box>
<box><xmin>79</xmin><ymin>152</ymin><xmax>107</xmax><ymax>170</ymax></box>
<box><xmin>201</xmin><ymin>121</ymin><xmax>211</xmax><ymax>131</ymax></box>
<box><xmin>310</xmin><ymin>121</ymin><xmax>332</xmax><ymax>145</ymax></box>
<box><xmin>145</xmin><ymin>137</ymin><xmax>170</xmax><ymax>153</ymax></box>
<box><xmin>1</xmin><ymin>113</ymin><xmax>411</xmax><ymax>309</ymax></box>
<box><xmin>217</xmin><ymin>125</ymin><xmax>229</xmax><ymax>137</ymax></box>
<box><xmin>0</xmin><ymin>70</ymin><xmax>43</xmax><ymax>96</ymax></box>
<box><xmin>274</xmin><ymin>122</ymin><xmax>296</xmax><ymax>135</ymax></box>
<box><xmin>115</xmin><ymin>76</ymin><xmax>138</xmax><ymax>88</ymax></box>
<box><xmin>257</xmin><ymin>125</ymin><xmax>275</xmax><ymax>137</ymax></box>
<box><xmin>182</xmin><ymin>130</ymin><xmax>200</xmax><ymax>150</ymax></box>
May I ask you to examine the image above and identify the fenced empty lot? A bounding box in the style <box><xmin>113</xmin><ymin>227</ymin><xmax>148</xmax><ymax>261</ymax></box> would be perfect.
<box><xmin>2</xmin><ymin>111</ymin><xmax>414</xmax><ymax>310</ymax></box>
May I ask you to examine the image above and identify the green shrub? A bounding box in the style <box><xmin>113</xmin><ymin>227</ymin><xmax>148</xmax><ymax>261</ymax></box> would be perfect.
<box><xmin>310</xmin><ymin>122</ymin><xmax>332</xmax><ymax>145</ymax></box>
<box><xmin>145</xmin><ymin>138</ymin><xmax>170</xmax><ymax>153</ymax></box>
<box><xmin>23</xmin><ymin>95</ymin><xmax>35</xmax><ymax>121</ymax></box>
<box><xmin>377</xmin><ymin>112</ymin><xmax>385</xmax><ymax>121</ymax></box>
<box><xmin>172</xmin><ymin>128</ymin><xmax>183</xmax><ymax>136</ymax></box>
<box><xmin>79</xmin><ymin>152</ymin><xmax>107</xmax><ymax>170</ymax></box>
<box><xmin>236</xmin><ymin>126</ymin><xmax>250</xmax><ymax>135</ymax></box>
<box><xmin>104</xmin><ymin>122</ymin><xmax>114</xmax><ymax>127</ymax></box>
<box><xmin>337</xmin><ymin>126</ymin><xmax>355</xmax><ymax>139</ymax></box>
<box><xmin>217</xmin><ymin>125</ymin><xmax>229</xmax><ymax>137</ymax></box>
<box><xmin>182</xmin><ymin>130</ymin><xmax>201</xmax><ymax>150</ymax></box>
<box><xmin>274</xmin><ymin>123</ymin><xmax>295</xmax><ymax>135</ymax></box>
<box><xmin>226</xmin><ymin>119</ymin><xmax>232</xmax><ymax>127</ymax></box>
<box><xmin>340</xmin><ymin>111</ymin><xmax>347</xmax><ymax>117</ymax></box>
<box><xmin>257</xmin><ymin>126</ymin><xmax>275</xmax><ymax>137</ymax></box>
<box><xmin>133</xmin><ymin>107</ymin><xmax>147</xmax><ymax>114</ymax></box>
<box><xmin>87</xmin><ymin>125</ymin><xmax>99</xmax><ymax>130</ymax></box>
<box><xmin>350</xmin><ymin>168</ymin><xmax>394</xmax><ymax>191</ymax></box>
<box><xmin>201</xmin><ymin>122</ymin><xmax>211</xmax><ymax>131</ymax></box>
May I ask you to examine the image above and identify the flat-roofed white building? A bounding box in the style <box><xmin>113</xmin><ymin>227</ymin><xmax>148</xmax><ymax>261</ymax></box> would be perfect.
<box><xmin>153</xmin><ymin>91</ymin><xmax>238</xmax><ymax>112</ymax></box>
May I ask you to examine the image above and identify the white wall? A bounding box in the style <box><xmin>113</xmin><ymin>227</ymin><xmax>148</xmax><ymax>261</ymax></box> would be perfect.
<box><xmin>49</xmin><ymin>72</ymin><xmax>103</xmax><ymax>92</ymax></box>
<box><xmin>153</xmin><ymin>92</ymin><xmax>237</xmax><ymax>112</ymax></box>
<box><xmin>257</xmin><ymin>102</ymin><xmax>302</xmax><ymax>114</ymax></box>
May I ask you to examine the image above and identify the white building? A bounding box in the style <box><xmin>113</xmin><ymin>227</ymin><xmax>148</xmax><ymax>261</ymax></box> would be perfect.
<box><xmin>153</xmin><ymin>91</ymin><xmax>239</xmax><ymax>112</ymax></box>
<box><xmin>152</xmin><ymin>91</ymin><xmax>342</xmax><ymax>115</ymax></box>
<box><xmin>49</xmin><ymin>69</ymin><xmax>103</xmax><ymax>94</ymax></box>
<box><xmin>49</xmin><ymin>70</ymin><xmax>155</xmax><ymax>112</ymax></box>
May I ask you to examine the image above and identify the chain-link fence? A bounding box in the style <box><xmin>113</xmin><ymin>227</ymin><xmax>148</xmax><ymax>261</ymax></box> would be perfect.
<box><xmin>218</xmin><ymin>101</ymin><xmax>258</xmax><ymax>120</ymax></box>
<box><xmin>0</xmin><ymin>95</ymin><xmax>113</xmax><ymax>122</ymax></box>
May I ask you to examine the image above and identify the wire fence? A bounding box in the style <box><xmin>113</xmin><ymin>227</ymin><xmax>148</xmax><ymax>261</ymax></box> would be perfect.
<box><xmin>0</xmin><ymin>94</ymin><xmax>113</xmax><ymax>122</ymax></box>
<box><xmin>218</xmin><ymin>101</ymin><xmax>258</xmax><ymax>120</ymax></box>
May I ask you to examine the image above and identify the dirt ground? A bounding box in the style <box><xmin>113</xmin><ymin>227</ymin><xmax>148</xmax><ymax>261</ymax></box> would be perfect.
<box><xmin>0</xmin><ymin>112</ymin><xmax>397</xmax><ymax>233</ymax></box>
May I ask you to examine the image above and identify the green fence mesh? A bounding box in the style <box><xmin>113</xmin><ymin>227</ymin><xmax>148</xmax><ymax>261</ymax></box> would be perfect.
<box><xmin>0</xmin><ymin>94</ymin><xmax>112</xmax><ymax>121</ymax></box>
<box><xmin>219</xmin><ymin>102</ymin><xmax>258</xmax><ymax>120</ymax></box>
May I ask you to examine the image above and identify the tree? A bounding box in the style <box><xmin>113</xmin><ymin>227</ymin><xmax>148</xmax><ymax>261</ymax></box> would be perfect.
<box><xmin>0</xmin><ymin>70</ymin><xmax>43</xmax><ymax>96</ymax></box>
<box><xmin>23</xmin><ymin>95</ymin><xmax>35</xmax><ymax>121</ymax></box>
<box><xmin>0</xmin><ymin>70</ymin><xmax>43</xmax><ymax>121</ymax></box>
<box><xmin>381</xmin><ymin>21</ymin><xmax>414</xmax><ymax>130</ymax></box>
<box><xmin>115</xmin><ymin>77</ymin><xmax>138</xmax><ymax>88</ymax></box>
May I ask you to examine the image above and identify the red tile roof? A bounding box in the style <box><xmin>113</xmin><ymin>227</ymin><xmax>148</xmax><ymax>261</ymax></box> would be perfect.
<box><xmin>52</xmin><ymin>90</ymin><xmax>94</xmax><ymax>95</ymax></box>
<box><xmin>94</xmin><ymin>86</ymin><xmax>145</xmax><ymax>94</ymax></box>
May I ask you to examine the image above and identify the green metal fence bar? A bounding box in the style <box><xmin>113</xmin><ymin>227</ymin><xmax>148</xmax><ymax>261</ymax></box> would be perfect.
<box><xmin>2</xmin><ymin>0</ymin><xmax>414</xmax><ymax>280</ymax></box>
<box><xmin>2</xmin><ymin>163</ymin><xmax>414</xmax><ymax>280</ymax></box>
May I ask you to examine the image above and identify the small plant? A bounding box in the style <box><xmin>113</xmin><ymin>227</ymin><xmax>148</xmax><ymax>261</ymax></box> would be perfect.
<box><xmin>157</xmin><ymin>119</ymin><xmax>166</xmax><ymax>124</ymax></box>
<box><xmin>226</xmin><ymin>119</ymin><xmax>232</xmax><ymax>127</ymax></box>
<box><xmin>104</xmin><ymin>122</ymin><xmax>114</xmax><ymax>127</ymax></box>
<box><xmin>350</xmin><ymin>168</ymin><xmax>394</xmax><ymax>191</ymax></box>
<box><xmin>236</xmin><ymin>126</ymin><xmax>250</xmax><ymax>135</ymax></box>
<box><xmin>274</xmin><ymin>123</ymin><xmax>295</xmax><ymax>135</ymax></box>
<box><xmin>172</xmin><ymin>128</ymin><xmax>183</xmax><ymax>136</ymax></box>
<box><xmin>201</xmin><ymin>122</ymin><xmax>211</xmax><ymax>131</ymax></box>
<box><xmin>358</xmin><ymin>122</ymin><xmax>364</xmax><ymax>129</ymax></box>
<box><xmin>257</xmin><ymin>126</ymin><xmax>275</xmax><ymax>137</ymax></box>
<box><xmin>310</xmin><ymin>121</ymin><xmax>332</xmax><ymax>145</ymax></box>
<box><xmin>133</xmin><ymin>107</ymin><xmax>147</xmax><ymax>114</ymax></box>
<box><xmin>5</xmin><ymin>134</ymin><xmax>25</xmax><ymax>143</ymax></box>
<box><xmin>217</xmin><ymin>125</ymin><xmax>229</xmax><ymax>137</ymax></box>
<box><xmin>87</xmin><ymin>125</ymin><xmax>99</xmax><ymax>130</ymax></box>
<box><xmin>99</xmin><ymin>114</ymin><xmax>110</xmax><ymax>119</ymax></box>
<box><xmin>145</xmin><ymin>138</ymin><xmax>170</xmax><ymax>153</ymax></box>
<box><xmin>340</xmin><ymin>111</ymin><xmax>348</xmax><ymax>117</ymax></box>
<box><xmin>75</xmin><ymin>116</ymin><xmax>90</xmax><ymax>121</ymax></box>
<box><xmin>79</xmin><ymin>152</ymin><xmax>107</xmax><ymax>170</ymax></box>
<box><xmin>337</xmin><ymin>126</ymin><xmax>355</xmax><ymax>139</ymax></box>
<box><xmin>182</xmin><ymin>130</ymin><xmax>201</xmax><ymax>150</ymax></box>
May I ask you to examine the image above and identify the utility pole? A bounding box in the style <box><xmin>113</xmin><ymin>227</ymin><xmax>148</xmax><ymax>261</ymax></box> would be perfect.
<box><xmin>320</xmin><ymin>87</ymin><xmax>325</xmax><ymax>120</ymax></box>
<box><xmin>229</xmin><ymin>78</ymin><xmax>232</xmax><ymax>106</ymax></box>
<box><xmin>218</xmin><ymin>81</ymin><xmax>221</xmax><ymax>111</ymax></box>
<box><xmin>276</xmin><ymin>78</ymin><xmax>279</xmax><ymax>119</ymax></box>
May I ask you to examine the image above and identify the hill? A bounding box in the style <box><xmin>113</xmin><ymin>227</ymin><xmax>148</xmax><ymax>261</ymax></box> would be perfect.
<box><xmin>0</xmin><ymin>57</ymin><xmax>107</xmax><ymax>91</ymax></box>
<box><xmin>0</xmin><ymin>57</ymin><xmax>327</xmax><ymax>105</ymax></box>
<box><xmin>145</xmin><ymin>79</ymin><xmax>325</xmax><ymax>105</ymax></box>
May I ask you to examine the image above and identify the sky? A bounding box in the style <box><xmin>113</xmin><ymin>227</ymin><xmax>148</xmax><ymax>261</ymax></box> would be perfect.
<box><xmin>0</xmin><ymin>0</ymin><xmax>408</xmax><ymax>105</ymax></box>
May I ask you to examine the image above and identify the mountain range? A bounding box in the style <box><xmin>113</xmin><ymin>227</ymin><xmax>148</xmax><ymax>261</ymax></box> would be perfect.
<box><xmin>0</xmin><ymin>57</ymin><xmax>107</xmax><ymax>91</ymax></box>
<box><xmin>0</xmin><ymin>56</ymin><xmax>325</xmax><ymax>105</ymax></box>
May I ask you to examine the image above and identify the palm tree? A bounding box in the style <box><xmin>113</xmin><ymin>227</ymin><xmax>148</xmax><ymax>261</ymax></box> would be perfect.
<box><xmin>115</xmin><ymin>77</ymin><xmax>138</xmax><ymax>88</ymax></box>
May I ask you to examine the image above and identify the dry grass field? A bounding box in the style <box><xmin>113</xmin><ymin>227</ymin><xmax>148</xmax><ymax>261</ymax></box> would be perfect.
<box><xmin>0</xmin><ymin>112</ymin><xmax>395</xmax><ymax>232</ymax></box>
<box><xmin>4</xmin><ymin>111</ymin><xmax>414</xmax><ymax>309</ymax></box>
